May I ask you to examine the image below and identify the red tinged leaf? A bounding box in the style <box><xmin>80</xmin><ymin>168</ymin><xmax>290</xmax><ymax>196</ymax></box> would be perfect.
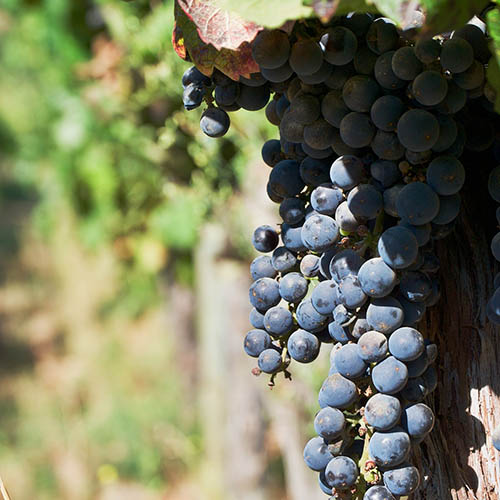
<box><xmin>174</xmin><ymin>1</ymin><xmax>260</xmax><ymax>81</ymax></box>
<box><xmin>177</xmin><ymin>0</ymin><xmax>261</xmax><ymax>51</ymax></box>
<box><xmin>172</xmin><ymin>21</ymin><xmax>187</xmax><ymax>60</ymax></box>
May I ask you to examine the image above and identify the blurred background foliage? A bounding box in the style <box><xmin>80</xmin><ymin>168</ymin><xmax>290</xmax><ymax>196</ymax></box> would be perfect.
<box><xmin>0</xmin><ymin>1</ymin><xmax>329</xmax><ymax>499</ymax></box>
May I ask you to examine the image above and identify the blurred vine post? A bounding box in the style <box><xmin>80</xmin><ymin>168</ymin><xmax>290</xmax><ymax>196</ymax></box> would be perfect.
<box><xmin>0</xmin><ymin>1</ymin><xmax>328</xmax><ymax>499</ymax></box>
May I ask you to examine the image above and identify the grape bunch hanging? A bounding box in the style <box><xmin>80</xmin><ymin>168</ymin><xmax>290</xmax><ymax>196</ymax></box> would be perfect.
<box><xmin>180</xmin><ymin>11</ymin><xmax>500</xmax><ymax>500</ymax></box>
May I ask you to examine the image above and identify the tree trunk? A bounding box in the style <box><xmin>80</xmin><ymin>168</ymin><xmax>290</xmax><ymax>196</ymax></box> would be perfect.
<box><xmin>415</xmin><ymin>167</ymin><xmax>500</xmax><ymax>499</ymax></box>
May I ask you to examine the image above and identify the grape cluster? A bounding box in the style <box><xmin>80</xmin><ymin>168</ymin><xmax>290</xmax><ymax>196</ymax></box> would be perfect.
<box><xmin>180</xmin><ymin>10</ymin><xmax>500</xmax><ymax>499</ymax></box>
<box><xmin>488</xmin><ymin>165</ymin><xmax>500</xmax><ymax>324</ymax></box>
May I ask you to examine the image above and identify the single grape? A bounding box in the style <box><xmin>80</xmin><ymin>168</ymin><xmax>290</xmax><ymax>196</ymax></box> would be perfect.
<box><xmin>396</xmin><ymin>182</ymin><xmax>440</xmax><ymax>225</ymax></box>
<box><xmin>412</xmin><ymin>70</ymin><xmax>448</xmax><ymax>106</ymax></box>
<box><xmin>236</xmin><ymin>84</ymin><xmax>270</xmax><ymax>111</ymax></box>
<box><xmin>183</xmin><ymin>83</ymin><xmax>205</xmax><ymax>110</ymax></box>
<box><xmin>440</xmin><ymin>37</ymin><xmax>474</xmax><ymax>73</ymax></box>
<box><xmin>401</xmin><ymin>403</ymin><xmax>435</xmax><ymax>438</ymax></box>
<box><xmin>301</xmin><ymin>214</ymin><xmax>339</xmax><ymax>252</ymax></box>
<box><xmin>321</xmin><ymin>90</ymin><xmax>350</xmax><ymax>127</ymax></box>
<box><xmin>370</xmin><ymin>95</ymin><xmax>405</xmax><ymax>132</ymax></box>
<box><xmin>311</xmin><ymin>184</ymin><xmax>344</xmax><ymax>215</ymax></box>
<box><xmin>365</xmin><ymin>393</ymin><xmax>402</xmax><ymax>431</ymax></box>
<box><xmin>252</xmin><ymin>29</ymin><xmax>290</xmax><ymax>69</ymax></box>
<box><xmin>311</xmin><ymin>280</ymin><xmax>339</xmax><ymax>315</ymax></box>
<box><xmin>214</xmin><ymin>82</ymin><xmax>239</xmax><ymax>107</ymax></box>
<box><xmin>289</xmin><ymin>94</ymin><xmax>321</xmax><ymax>125</ymax></box>
<box><xmin>372</xmin><ymin>356</ymin><xmax>409</xmax><ymax>394</ymax></box>
<box><xmin>296</xmin><ymin>298</ymin><xmax>329</xmax><ymax>332</ymax></box>
<box><xmin>279</xmin><ymin>198</ymin><xmax>305</xmax><ymax>225</ymax></box>
<box><xmin>314</xmin><ymin>407</ymin><xmax>345</xmax><ymax>441</ymax></box>
<box><xmin>182</xmin><ymin>66</ymin><xmax>211</xmax><ymax>87</ymax></box>
<box><xmin>398</xmin><ymin>222</ymin><xmax>431</xmax><ymax>247</ymax></box>
<box><xmin>300</xmin><ymin>157</ymin><xmax>332</xmax><ymax>187</ymax></box>
<box><xmin>252</xmin><ymin>225</ymin><xmax>279</xmax><ymax>253</ymax></box>
<box><xmin>342</xmin><ymin>75</ymin><xmax>381</xmax><ymax>112</ymax></box>
<box><xmin>374</xmin><ymin>51</ymin><xmax>405</xmax><ymax>90</ymax></box>
<box><xmin>330</xmin><ymin>249</ymin><xmax>365</xmax><ymax>283</ymax></box>
<box><xmin>249</xmin><ymin>277</ymin><xmax>281</xmax><ymax>312</ymax></box>
<box><xmin>243</xmin><ymin>329</ymin><xmax>272</xmax><ymax>358</ymax></box>
<box><xmin>269</xmin><ymin>160</ymin><xmax>304</xmax><ymax>198</ymax></box>
<box><xmin>330</xmin><ymin>155</ymin><xmax>365</xmax><ymax>190</ymax></box>
<box><xmin>250</xmin><ymin>255</ymin><xmax>277</xmax><ymax>280</ymax></box>
<box><xmin>358</xmin><ymin>258</ymin><xmax>397</xmax><ymax>298</ymax></box>
<box><xmin>325</xmin><ymin>456</ymin><xmax>359</xmax><ymax>489</ymax></box>
<box><xmin>357</xmin><ymin>330</ymin><xmax>388</xmax><ymax>363</ymax></box>
<box><xmin>388</xmin><ymin>327</ymin><xmax>425</xmax><ymax>361</ymax></box>
<box><xmin>279</xmin><ymin>272</ymin><xmax>308</xmax><ymax>303</ymax></box>
<box><xmin>271</xmin><ymin>246</ymin><xmax>297</xmax><ymax>273</ymax></box>
<box><xmin>369</xmin><ymin>427</ymin><xmax>411</xmax><ymax>467</ymax></box>
<box><xmin>318</xmin><ymin>373</ymin><xmax>358</xmax><ymax>409</ymax></box>
<box><xmin>289</xmin><ymin>40</ymin><xmax>324</xmax><ymax>76</ymax></box>
<box><xmin>366</xmin><ymin>18</ymin><xmax>399</xmax><ymax>55</ymax></box>
<box><xmin>303</xmin><ymin>436</ymin><xmax>334</xmax><ymax>471</ymax></box>
<box><xmin>300</xmin><ymin>254</ymin><xmax>320</xmax><ymax>278</ymax></box>
<box><xmin>391</xmin><ymin>46</ymin><xmax>422</xmax><ymax>80</ymax></box>
<box><xmin>399</xmin><ymin>272</ymin><xmax>432</xmax><ymax>302</ymax></box>
<box><xmin>287</xmin><ymin>329</ymin><xmax>320</xmax><ymax>363</ymax></box>
<box><xmin>347</xmin><ymin>183</ymin><xmax>383</xmax><ymax>219</ymax></box>
<box><xmin>399</xmin><ymin>294</ymin><xmax>426</xmax><ymax>327</ymax></box>
<box><xmin>264</xmin><ymin>306</ymin><xmax>293</xmax><ymax>337</ymax></box>
<box><xmin>397</xmin><ymin>109</ymin><xmax>440</xmax><ymax>152</ymax></box>
<box><xmin>414</xmin><ymin>38</ymin><xmax>441</xmax><ymax>64</ymax></box>
<box><xmin>340</xmin><ymin>112</ymin><xmax>376</xmax><ymax>148</ymax></box>
<box><xmin>318</xmin><ymin>470</ymin><xmax>333</xmax><ymax>495</ymax></box>
<box><xmin>321</xmin><ymin>26</ymin><xmax>358</xmax><ymax>65</ymax></box>
<box><xmin>304</xmin><ymin>119</ymin><xmax>337</xmax><ymax>150</ymax></box>
<box><xmin>200</xmin><ymin>107</ymin><xmax>231</xmax><ymax>138</ymax></box>
<box><xmin>383</xmin><ymin>464</ymin><xmax>420</xmax><ymax>496</ymax></box>
<box><xmin>333</xmin><ymin>343</ymin><xmax>367</xmax><ymax>380</ymax></box>
<box><xmin>258</xmin><ymin>348</ymin><xmax>284</xmax><ymax>373</ymax></box>
<box><xmin>378</xmin><ymin>226</ymin><xmax>419</xmax><ymax>269</ymax></box>
<box><xmin>366</xmin><ymin>297</ymin><xmax>405</xmax><ymax>334</ymax></box>
<box><xmin>261</xmin><ymin>139</ymin><xmax>282</xmax><ymax>167</ymax></box>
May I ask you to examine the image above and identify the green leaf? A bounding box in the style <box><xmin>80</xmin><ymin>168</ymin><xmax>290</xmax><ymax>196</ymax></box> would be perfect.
<box><xmin>213</xmin><ymin>0</ymin><xmax>313</xmax><ymax>28</ymax></box>
<box><xmin>420</xmin><ymin>0</ymin><xmax>489</xmax><ymax>36</ymax></box>
<box><xmin>487</xmin><ymin>6</ymin><xmax>500</xmax><ymax>112</ymax></box>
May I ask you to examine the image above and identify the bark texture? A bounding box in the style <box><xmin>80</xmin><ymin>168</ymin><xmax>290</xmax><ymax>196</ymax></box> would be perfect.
<box><xmin>414</xmin><ymin>170</ymin><xmax>500</xmax><ymax>499</ymax></box>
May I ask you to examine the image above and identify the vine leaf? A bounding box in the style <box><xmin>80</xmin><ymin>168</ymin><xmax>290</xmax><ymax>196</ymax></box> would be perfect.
<box><xmin>177</xmin><ymin>0</ymin><xmax>261</xmax><ymax>51</ymax></box>
<box><xmin>212</xmin><ymin>0</ymin><xmax>313</xmax><ymax>28</ymax></box>
<box><xmin>487</xmin><ymin>5</ymin><xmax>500</xmax><ymax>113</ymax></box>
<box><xmin>420</xmin><ymin>0</ymin><xmax>489</xmax><ymax>36</ymax></box>
<box><xmin>173</xmin><ymin>1</ymin><xmax>260</xmax><ymax>80</ymax></box>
